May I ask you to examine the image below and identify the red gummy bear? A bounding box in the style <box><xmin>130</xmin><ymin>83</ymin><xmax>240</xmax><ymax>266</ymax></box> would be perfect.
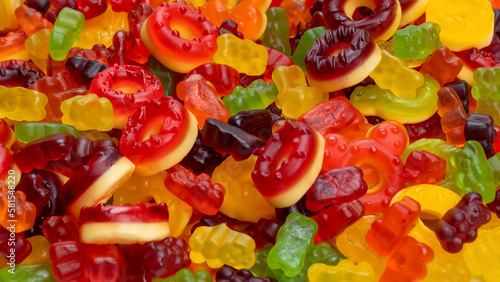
<box><xmin>403</xmin><ymin>150</ymin><xmax>447</xmax><ymax>185</ymax></box>
<box><xmin>141</xmin><ymin>236</ymin><xmax>191</xmax><ymax>278</ymax></box>
<box><xmin>420</xmin><ymin>46</ymin><xmax>464</xmax><ymax>87</ymax></box>
<box><xmin>50</xmin><ymin>241</ymin><xmax>87</xmax><ymax>282</ymax></box>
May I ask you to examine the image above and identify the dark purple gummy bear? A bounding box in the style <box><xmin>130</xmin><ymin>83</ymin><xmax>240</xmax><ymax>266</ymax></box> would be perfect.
<box><xmin>141</xmin><ymin>237</ymin><xmax>191</xmax><ymax>279</ymax></box>
<box><xmin>119</xmin><ymin>243</ymin><xmax>152</xmax><ymax>282</ymax></box>
<box><xmin>228</xmin><ymin>109</ymin><xmax>275</xmax><ymax>141</ymax></box>
<box><xmin>0</xmin><ymin>226</ymin><xmax>32</xmax><ymax>263</ymax></box>
<box><xmin>465</xmin><ymin>113</ymin><xmax>497</xmax><ymax>158</ymax></box>
<box><xmin>16</xmin><ymin>173</ymin><xmax>50</xmax><ymax>217</ymax></box>
<box><xmin>487</xmin><ymin>189</ymin><xmax>500</xmax><ymax>219</ymax></box>
<box><xmin>65</xmin><ymin>56</ymin><xmax>109</xmax><ymax>88</ymax></box>
<box><xmin>216</xmin><ymin>265</ymin><xmax>278</xmax><ymax>282</ymax></box>
<box><xmin>219</xmin><ymin>19</ymin><xmax>244</xmax><ymax>39</ymax></box>
<box><xmin>180</xmin><ymin>131</ymin><xmax>224</xmax><ymax>176</ymax></box>
<box><xmin>248</xmin><ymin>218</ymin><xmax>283</xmax><ymax>249</ymax></box>
<box><xmin>444</xmin><ymin>80</ymin><xmax>470</xmax><ymax>114</ymax></box>
<box><xmin>404</xmin><ymin>113</ymin><xmax>446</xmax><ymax>143</ymax></box>
<box><xmin>24</xmin><ymin>0</ymin><xmax>51</xmax><ymax>15</ymax></box>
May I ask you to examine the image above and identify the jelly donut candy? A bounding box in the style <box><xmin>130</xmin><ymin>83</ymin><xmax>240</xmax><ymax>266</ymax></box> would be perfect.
<box><xmin>252</xmin><ymin>121</ymin><xmax>325</xmax><ymax>208</ymax></box>
<box><xmin>79</xmin><ymin>202</ymin><xmax>170</xmax><ymax>244</ymax></box>
<box><xmin>140</xmin><ymin>3</ymin><xmax>219</xmax><ymax>73</ymax></box>
<box><xmin>88</xmin><ymin>64</ymin><xmax>164</xmax><ymax>129</ymax></box>
<box><xmin>119</xmin><ymin>96</ymin><xmax>198</xmax><ymax>177</ymax></box>
<box><xmin>323</xmin><ymin>0</ymin><xmax>402</xmax><ymax>41</ymax></box>
<box><xmin>59</xmin><ymin>147</ymin><xmax>135</xmax><ymax>218</ymax></box>
<box><xmin>305</xmin><ymin>26</ymin><xmax>382</xmax><ymax>93</ymax></box>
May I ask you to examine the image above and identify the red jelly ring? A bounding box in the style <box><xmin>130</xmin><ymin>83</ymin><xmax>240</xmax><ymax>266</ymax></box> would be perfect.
<box><xmin>323</xmin><ymin>0</ymin><xmax>402</xmax><ymax>41</ymax></box>
<box><xmin>305</xmin><ymin>26</ymin><xmax>381</xmax><ymax>93</ymax></box>
<box><xmin>140</xmin><ymin>3</ymin><xmax>219</xmax><ymax>73</ymax></box>
<box><xmin>88</xmin><ymin>64</ymin><xmax>164</xmax><ymax>129</ymax></box>
<box><xmin>79</xmin><ymin>202</ymin><xmax>170</xmax><ymax>244</ymax></box>
<box><xmin>252</xmin><ymin>121</ymin><xmax>325</xmax><ymax>208</ymax></box>
<box><xmin>119</xmin><ymin>96</ymin><xmax>198</xmax><ymax>177</ymax></box>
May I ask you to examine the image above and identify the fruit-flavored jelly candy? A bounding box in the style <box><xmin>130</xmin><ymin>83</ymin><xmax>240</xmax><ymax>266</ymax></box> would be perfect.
<box><xmin>179</xmin><ymin>131</ymin><xmax>224</xmax><ymax>176</ymax></box>
<box><xmin>436</xmin><ymin>86</ymin><xmax>468</xmax><ymax>146</ymax></box>
<box><xmin>157</xmin><ymin>268</ymin><xmax>212</xmax><ymax>282</ymax></box>
<box><xmin>201</xmin><ymin>118</ymin><xmax>266</xmax><ymax>161</ymax></box>
<box><xmin>212</xmin><ymin>155</ymin><xmax>276</xmax><ymax>223</ymax></box>
<box><xmin>14</xmin><ymin>4</ymin><xmax>53</xmax><ymax>37</ymax></box>
<box><xmin>12</xmin><ymin>132</ymin><xmax>75</xmax><ymax>173</ymax></box>
<box><xmin>267</xmin><ymin>213</ymin><xmax>318</xmax><ymax>277</ymax></box>
<box><xmin>403</xmin><ymin>113</ymin><xmax>445</xmax><ymax>143</ymax></box>
<box><xmin>227</xmin><ymin>109</ymin><xmax>277</xmax><ymax>141</ymax></box>
<box><xmin>312</xmin><ymin>200</ymin><xmax>365</xmax><ymax>244</ymax></box>
<box><xmin>65</xmin><ymin>56</ymin><xmax>109</xmax><ymax>88</ymax></box>
<box><xmin>26</xmin><ymin>0</ymin><xmax>51</xmax><ymax>15</ymax></box>
<box><xmin>279</xmin><ymin>0</ymin><xmax>311</xmax><ymax>37</ymax></box>
<box><xmin>165</xmin><ymin>164</ymin><xmax>225</xmax><ymax>216</ymax></box>
<box><xmin>307</xmin><ymin>260</ymin><xmax>374</xmax><ymax>282</ymax></box>
<box><xmin>0</xmin><ymin>190</ymin><xmax>36</xmax><ymax>233</ymax></box>
<box><xmin>488</xmin><ymin>189</ymin><xmax>500</xmax><ymax>219</ymax></box>
<box><xmin>450</xmin><ymin>140</ymin><xmax>496</xmax><ymax>203</ymax></box>
<box><xmin>0</xmin><ymin>120</ymin><xmax>15</xmax><ymax>148</ymax></box>
<box><xmin>21</xmin><ymin>235</ymin><xmax>50</xmax><ymax>264</ymax></box>
<box><xmin>248</xmin><ymin>218</ymin><xmax>283</xmax><ymax>249</ymax></box>
<box><xmin>306</xmin><ymin>166</ymin><xmax>368</xmax><ymax>212</ymax></box>
<box><xmin>370</xmin><ymin>48</ymin><xmax>424</xmax><ymax>99</ymax></box>
<box><xmin>187</xmin><ymin>63</ymin><xmax>240</xmax><ymax>96</ymax></box>
<box><xmin>444</xmin><ymin>80</ymin><xmax>471</xmax><ymax>114</ymax></box>
<box><xmin>0</xmin><ymin>226</ymin><xmax>32</xmax><ymax>264</ymax></box>
<box><xmin>189</xmin><ymin>223</ymin><xmax>256</xmax><ymax>269</ymax></box>
<box><xmin>392</xmin><ymin>22</ymin><xmax>442</xmax><ymax>60</ymax></box>
<box><xmin>291</xmin><ymin>26</ymin><xmax>327</xmax><ymax>74</ymax></box>
<box><xmin>0</xmin><ymin>86</ymin><xmax>48</xmax><ymax>122</ymax></box>
<box><xmin>147</xmin><ymin>55</ymin><xmax>175</xmax><ymax>97</ymax></box>
<box><xmin>60</xmin><ymin>93</ymin><xmax>114</xmax><ymax>131</ymax></box>
<box><xmin>44</xmin><ymin>0</ymin><xmax>78</xmax><ymax>24</ymax></box>
<box><xmin>176</xmin><ymin>74</ymin><xmax>231</xmax><ymax>129</ymax></box>
<box><xmin>365</xmin><ymin>197</ymin><xmax>421</xmax><ymax>257</ymax></box>
<box><xmin>0</xmin><ymin>145</ymin><xmax>13</xmax><ymax>181</ymax></box>
<box><xmin>465</xmin><ymin>113</ymin><xmax>498</xmax><ymax>158</ymax></box>
<box><xmin>463</xmin><ymin>226</ymin><xmax>500</xmax><ymax>282</ymax></box>
<box><xmin>83</xmin><ymin>244</ymin><xmax>122</xmax><ymax>282</ymax></box>
<box><xmin>42</xmin><ymin>215</ymin><xmax>80</xmax><ymax>244</ymax></box>
<box><xmin>217</xmin><ymin>265</ymin><xmax>277</xmax><ymax>281</ymax></box>
<box><xmin>125</xmin><ymin>3</ymin><xmax>153</xmax><ymax>64</ymax></box>
<box><xmin>403</xmin><ymin>150</ymin><xmax>447</xmax><ymax>185</ymax></box>
<box><xmin>0</xmin><ymin>65</ymin><xmax>42</xmax><ymax>88</ymax></box>
<box><xmin>0</xmin><ymin>30</ymin><xmax>29</xmax><ymax>62</ymax></box>
<box><xmin>15</xmin><ymin>122</ymin><xmax>79</xmax><ymax>144</ymax></box>
<box><xmin>16</xmin><ymin>172</ymin><xmax>50</xmax><ymax>217</ymax></box>
<box><xmin>260</xmin><ymin>8</ymin><xmax>292</xmax><ymax>57</ymax></box>
<box><xmin>219</xmin><ymin>19</ymin><xmax>245</xmax><ymax>39</ymax></box>
<box><xmin>472</xmin><ymin>67</ymin><xmax>500</xmax><ymax>125</ymax></box>
<box><xmin>0</xmin><ymin>263</ymin><xmax>56</xmax><ymax>281</ymax></box>
<box><xmin>118</xmin><ymin>243</ymin><xmax>151</xmax><ymax>281</ymax></box>
<box><xmin>49</xmin><ymin>7</ymin><xmax>85</xmax><ymax>61</ymax></box>
<box><xmin>223</xmin><ymin>79</ymin><xmax>278</xmax><ymax>116</ymax></box>
<box><xmin>420</xmin><ymin>46</ymin><xmax>464</xmax><ymax>87</ymax></box>
<box><xmin>142</xmin><ymin>237</ymin><xmax>190</xmax><ymax>279</ymax></box>
<box><xmin>435</xmin><ymin>192</ymin><xmax>491</xmax><ymax>253</ymax></box>
<box><xmin>49</xmin><ymin>240</ymin><xmax>87</xmax><ymax>282</ymax></box>
<box><xmin>76</xmin><ymin>0</ymin><xmax>107</xmax><ymax>19</ymax></box>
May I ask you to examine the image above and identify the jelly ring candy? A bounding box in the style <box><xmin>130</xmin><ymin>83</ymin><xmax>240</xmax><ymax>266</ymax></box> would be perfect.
<box><xmin>119</xmin><ymin>96</ymin><xmax>199</xmax><ymax>177</ymax></box>
<box><xmin>305</xmin><ymin>26</ymin><xmax>382</xmax><ymax>93</ymax></box>
<box><xmin>88</xmin><ymin>64</ymin><xmax>164</xmax><ymax>129</ymax></box>
<box><xmin>140</xmin><ymin>3</ymin><xmax>219</xmax><ymax>73</ymax></box>
<box><xmin>59</xmin><ymin>147</ymin><xmax>135</xmax><ymax>218</ymax></box>
<box><xmin>390</xmin><ymin>184</ymin><xmax>461</xmax><ymax>255</ymax></box>
<box><xmin>399</xmin><ymin>0</ymin><xmax>429</xmax><ymax>27</ymax></box>
<box><xmin>79</xmin><ymin>202</ymin><xmax>170</xmax><ymax>244</ymax></box>
<box><xmin>323</xmin><ymin>134</ymin><xmax>405</xmax><ymax>214</ymax></box>
<box><xmin>426</xmin><ymin>0</ymin><xmax>495</xmax><ymax>51</ymax></box>
<box><xmin>323</xmin><ymin>0</ymin><xmax>402</xmax><ymax>41</ymax></box>
<box><xmin>252</xmin><ymin>121</ymin><xmax>325</xmax><ymax>208</ymax></box>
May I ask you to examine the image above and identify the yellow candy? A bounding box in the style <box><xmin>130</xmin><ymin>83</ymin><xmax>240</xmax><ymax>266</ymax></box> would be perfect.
<box><xmin>25</xmin><ymin>29</ymin><xmax>51</xmax><ymax>74</ymax></box>
<box><xmin>21</xmin><ymin>235</ymin><xmax>50</xmax><ymax>265</ymax></box>
<box><xmin>464</xmin><ymin>226</ymin><xmax>500</xmax><ymax>282</ymax></box>
<box><xmin>0</xmin><ymin>86</ymin><xmax>47</xmax><ymax>121</ymax></box>
<box><xmin>60</xmin><ymin>93</ymin><xmax>114</xmax><ymax>131</ymax></box>
<box><xmin>308</xmin><ymin>261</ymin><xmax>375</xmax><ymax>282</ymax></box>
<box><xmin>0</xmin><ymin>0</ymin><xmax>21</xmax><ymax>30</ymax></box>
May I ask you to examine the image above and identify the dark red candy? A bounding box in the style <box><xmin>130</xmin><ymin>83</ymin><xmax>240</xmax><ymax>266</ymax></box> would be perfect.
<box><xmin>216</xmin><ymin>265</ymin><xmax>278</xmax><ymax>282</ymax></box>
<box><xmin>44</xmin><ymin>0</ymin><xmax>77</xmax><ymax>24</ymax></box>
<box><xmin>403</xmin><ymin>150</ymin><xmax>447</xmax><ymax>185</ymax></box>
<box><xmin>0</xmin><ymin>65</ymin><xmax>42</xmax><ymax>88</ymax></box>
<box><xmin>465</xmin><ymin>113</ymin><xmax>497</xmax><ymax>158</ymax></box>
<box><xmin>83</xmin><ymin>244</ymin><xmax>122</xmax><ymax>282</ymax></box>
<box><xmin>201</xmin><ymin>118</ymin><xmax>266</xmax><ymax>161</ymax></box>
<box><xmin>179</xmin><ymin>132</ymin><xmax>224</xmax><ymax>176</ymax></box>
<box><xmin>219</xmin><ymin>19</ymin><xmax>244</xmax><ymax>39</ymax></box>
<box><xmin>311</xmin><ymin>200</ymin><xmax>365</xmax><ymax>243</ymax></box>
<box><xmin>228</xmin><ymin>109</ymin><xmax>276</xmax><ymax>141</ymax></box>
<box><xmin>25</xmin><ymin>0</ymin><xmax>51</xmax><ymax>15</ymax></box>
<box><xmin>305</xmin><ymin>166</ymin><xmax>368</xmax><ymax>212</ymax></box>
<box><xmin>444</xmin><ymin>80</ymin><xmax>470</xmax><ymax>115</ymax></box>
<box><xmin>275</xmin><ymin>195</ymin><xmax>317</xmax><ymax>222</ymax></box>
<box><xmin>191</xmin><ymin>212</ymin><xmax>253</xmax><ymax>233</ymax></box>
<box><xmin>42</xmin><ymin>215</ymin><xmax>80</xmax><ymax>244</ymax></box>
<box><xmin>49</xmin><ymin>241</ymin><xmax>87</xmax><ymax>282</ymax></box>
<box><xmin>263</xmin><ymin>47</ymin><xmax>294</xmax><ymax>80</ymax></box>
<box><xmin>12</xmin><ymin>133</ymin><xmax>76</xmax><ymax>173</ymax></box>
<box><xmin>187</xmin><ymin>63</ymin><xmax>240</xmax><ymax>96</ymax></box>
<box><xmin>487</xmin><ymin>189</ymin><xmax>500</xmax><ymax>219</ymax></box>
<box><xmin>404</xmin><ymin>113</ymin><xmax>446</xmax><ymax>143</ymax></box>
<box><xmin>16</xmin><ymin>173</ymin><xmax>50</xmax><ymax>217</ymax></box>
<box><xmin>125</xmin><ymin>3</ymin><xmax>153</xmax><ymax>64</ymax></box>
<box><xmin>434</xmin><ymin>192</ymin><xmax>491</xmax><ymax>253</ymax></box>
<box><xmin>76</xmin><ymin>0</ymin><xmax>107</xmax><ymax>19</ymax></box>
<box><xmin>0</xmin><ymin>226</ymin><xmax>32</xmax><ymax>263</ymax></box>
<box><xmin>249</xmin><ymin>218</ymin><xmax>283</xmax><ymax>249</ymax></box>
<box><xmin>141</xmin><ymin>237</ymin><xmax>191</xmax><ymax>279</ymax></box>
<box><xmin>119</xmin><ymin>244</ymin><xmax>152</xmax><ymax>282</ymax></box>
<box><xmin>107</xmin><ymin>30</ymin><xmax>132</xmax><ymax>66</ymax></box>
<box><xmin>65</xmin><ymin>56</ymin><xmax>109</xmax><ymax>88</ymax></box>
<box><xmin>110</xmin><ymin>0</ymin><xmax>141</xmax><ymax>12</ymax></box>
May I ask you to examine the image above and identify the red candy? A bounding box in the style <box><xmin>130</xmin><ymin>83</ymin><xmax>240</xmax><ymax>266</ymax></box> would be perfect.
<box><xmin>403</xmin><ymin>150</ymin><xmax>447</xmax><ymax>185</ymax></box>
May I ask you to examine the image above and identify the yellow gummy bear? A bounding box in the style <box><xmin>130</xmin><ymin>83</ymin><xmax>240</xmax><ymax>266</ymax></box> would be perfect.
<box><xmin>0</xmin><ymin>86</ymin><xmax>47</xmax><ymax>121</ymax></box>
<box><xmin>463</xmin><ymin>226</ymin><xmax>500</xmax><ymax>282</ymax></box>
<box><xmin>308</xmin><ymin>261</ymin><xmax>375</xmax><ymax>282</ymax></box>
<box><xmin>60</xmin><ymin>93</ymin><xmax>114</xmax><ymax>131</ymax></box>
<box><xmin>25</xmin><ymin>29</ymin><xmax>51</xmax><ymax>74</ymax></box>
<box><xmin>77</xmin><ymin>5</ymin><xmax>129</xmax><ymax>49</ymax></box>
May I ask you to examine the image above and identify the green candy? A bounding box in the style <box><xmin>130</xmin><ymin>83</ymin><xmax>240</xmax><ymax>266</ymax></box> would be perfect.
<box><xmin>392</xmin><ymin>22</ymin><xmax>442</xmax><ymax>60</ymax></box>
<box><xmin>402</xmin><ymin>138</ymin><xmax>459</xmax><ymax>173</ymax></box>
<box><xmin>450</xmin><ymin>140</ymin><xmax>496</xmax><ymax>203</ymax></box>
<box><xmin>488</xmin><ymin>152</ymin><xmax>500</xmax><ymax>187</ymax></box>
<box><xmin>16</xmin><ymin>123</ymin><xmax>79</xmax><ymax>143</ymax></box>
<box><xmin>154</xmin><ymin>269</ymin><xmax>212</xmax><ymax>282</ymax></box>
<box><xmin>49</xmin><ymin>7</ymin><xmax>85</xmax><ymax>61</ymax></box>
<box><xmin>267</xmin><ymin>212</ymin><xmax>318</xmax><ymax>277</ymax></box>
<box><xmin>260</xmin><ymin>8</ymin><xmax>292</xmax><ymax>57</ymax></box>
<box><xmin>148</xmin><ymin>56</ymin><xmax>175</xmax><ymax>97</ymax></box>
<box><xmin>472</xmin><ymin>67</ymin><xmax>500</xmax><ymax>125</ymax></box>
<box><xmin>291</xmin><ymin>26</ymin><xmax>327</xmax><ymax>74</ymax></box>
<box><xmin>223</xmin><ymin>79</ymin><xmax>278</xmax><ymax>115</ymax></box>
<box><xmin>0</xmin><ymin>263</ymin><xmax>56</xmax><ymax>281</ymax></box>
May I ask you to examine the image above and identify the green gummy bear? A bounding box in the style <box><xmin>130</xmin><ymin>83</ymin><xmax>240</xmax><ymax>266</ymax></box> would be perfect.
<box><xmin>260</xmin><ymin>8</ymin><xmax>292</xmax><ymax>57</ymax></box>
<box><xmin>0</xmin><ymin>263</ymin><xmax>56</xmax><ymax>281</ymax></box>
<box><xmin>49</xmin><ymin>7</ymin><xmax>85</xmax><ymax>61</ymax></box>
<box><xmin>487</xmin><ymin>152</ymin><xmax>500</xmax><ymax>187</ymax></box>
<box><xmin>392</xmin><ymin>22</ymin><xmax>442</xmax><ymax>60</ymax></box>
<box><xmin>472</xmin><ymin>68</ymin><xmax>500</xmax><ymax>125</ymax></box>
<box><xmin>154</xmin><ymin>269</ymin><xmax>213</xmax><ymax>282</ymax></box>
<box><xmin>148</xmin><ymin>56</ymin><xmax>175</xmax><ymax>97</ymax></box>
<box><xmin>450</xmin><ymin>140</ymin><xmax>496</xmax><ymax>203</ymax></box>
<box><xmin>267</xmin><ymin>212</ymin><xmax>318</xmax><ymax>277</ymax></box>
<box><xmin>291</xmin><ymin>26</ymin><xmax>327</xmax><ymax>74</ymax></box>
<box><xmin>223</xmin><ymin>79</ymin><xmax>278</xmax><ymax>115</ymax></box>
<box><xmin>16</xmin><ymin>123</ymin><xmax>79</xmax><ymax>143</ymax></box>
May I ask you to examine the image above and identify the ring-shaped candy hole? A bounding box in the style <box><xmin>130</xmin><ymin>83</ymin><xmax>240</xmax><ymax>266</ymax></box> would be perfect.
<box><xmin>328</xmin><ymin>42</ymin><xmax>351</xmax><ymax>57</ymax></box>
<box><xmin>419</xmin><ymin>211</ymin><xmax>440</xmax><ymax>231</ymax></box>
<box><xmin>170</xmin><ymin>18</ymin><xmax>202</xmax><ymax>41</ymax></box>
<box><xmin>345</xmin><ymin>0</ymin><xmax>376</xmax><ymax>20</ymax></box>
<box><xmin>358</xmin><ymin>163</ymin><xmax>381</xmax><ymax>193</ymax></box>
<box><xmin>112</xmin><ymin>80</ymin><xmax>144</xmax><ymax>94</ymax></box>
<box><xmin>275</xmin><ymin>144</ymin><xmax>293</xmax><ymax>170</ymax></box>
<box><xmin>138</xmin><ymin>116</ymin><xmax>165</xmax><ymax>142</ymax></box>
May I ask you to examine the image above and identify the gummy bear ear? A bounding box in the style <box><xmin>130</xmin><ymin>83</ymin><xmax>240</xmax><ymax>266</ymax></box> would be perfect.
<box><xmin>365</xmin><ymin>120</ymin><xmax>409</xmax><ymax>156</ymax></box>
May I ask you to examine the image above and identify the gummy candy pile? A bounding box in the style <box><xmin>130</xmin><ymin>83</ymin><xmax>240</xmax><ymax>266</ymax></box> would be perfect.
<box><xmin>1</xmin><ymin>0</ymin><xmax>500</xmax><ymax>281</ymax></box>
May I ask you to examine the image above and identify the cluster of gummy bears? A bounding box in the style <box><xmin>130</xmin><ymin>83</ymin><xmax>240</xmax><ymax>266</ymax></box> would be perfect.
<box><xmin>1</xmin><ymin>0</ymin><xmax>500</xmax><ymax>281</ymax></box>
